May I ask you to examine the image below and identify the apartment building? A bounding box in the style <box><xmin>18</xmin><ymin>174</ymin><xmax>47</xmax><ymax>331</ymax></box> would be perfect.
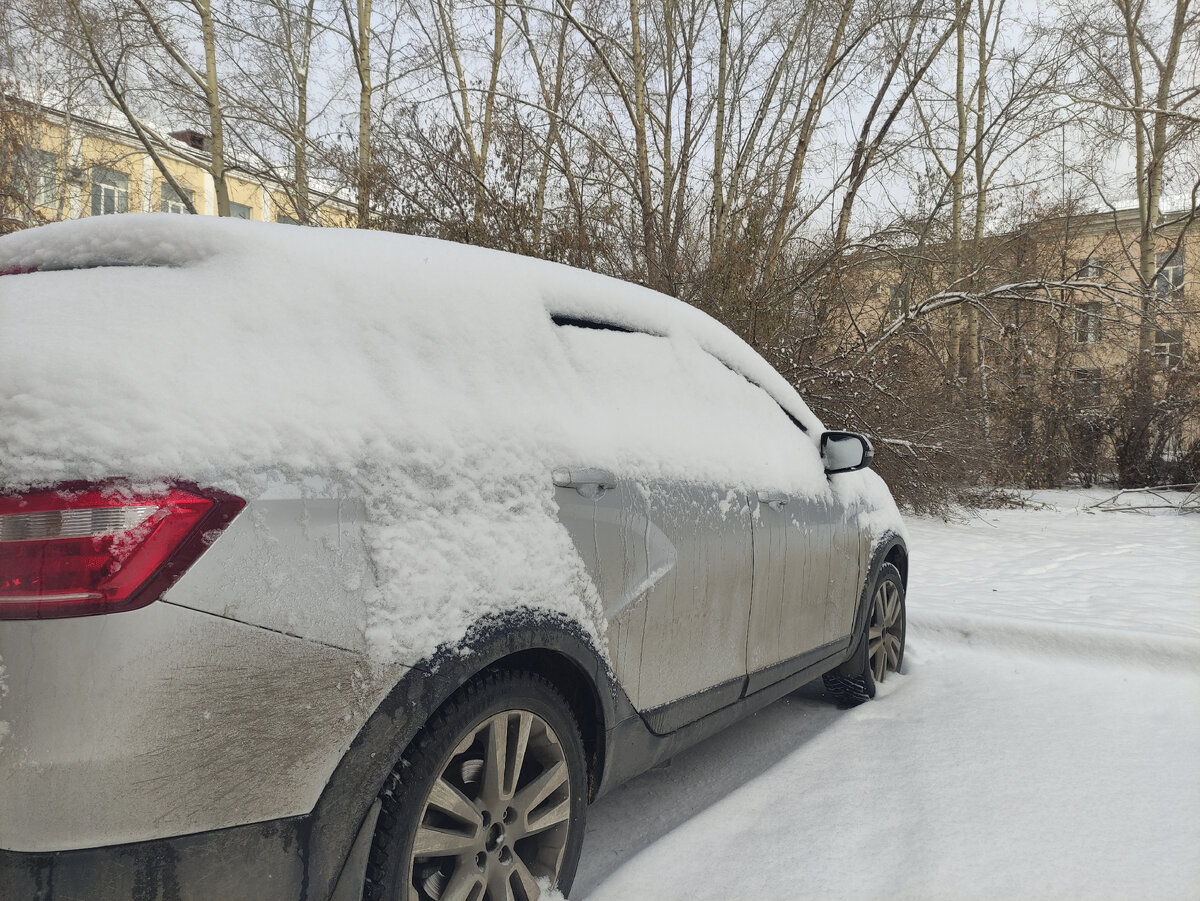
<box><xmin>1019</xmin><ymin>206</ymin><xmax>1195</xmax><ymax>391</ymax></box>
<box><xmin>852</xmin><ymin>203</ymin><xmax>1198</xmax><ymax>482</ymax></box>
<box><xmin>4</xmin><ymin>100</ymin><xmax>353</xmax><ymax>229</ymax></box>
<box><xmin>859</xmin><ymin>204</ymin><xmax>1196</xmax><ymax>385</ymax></box>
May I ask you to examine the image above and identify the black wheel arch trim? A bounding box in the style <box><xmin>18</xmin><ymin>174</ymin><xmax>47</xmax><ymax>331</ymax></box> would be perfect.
<box><xmin>309</xmin><ymin>607</ymin><xmax>633</xmax><ymax>901</ymax></box>
<box><xmin>845</xmin><ymin>531</ymin><xmax>908</xmax><ymax>663</ymax></box>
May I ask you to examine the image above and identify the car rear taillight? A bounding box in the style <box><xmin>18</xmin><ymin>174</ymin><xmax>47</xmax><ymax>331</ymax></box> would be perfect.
<box><xmin>0</xmin><ymin>482</ymin><xmax>244</xmax><ymax>620</ymax></box>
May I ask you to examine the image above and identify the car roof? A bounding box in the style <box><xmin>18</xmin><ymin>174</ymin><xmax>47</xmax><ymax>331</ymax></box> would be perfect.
<box><xmin>0</xmin><ymin>216</ymin><xmax>821</xmax><ymax>435</ymax></box>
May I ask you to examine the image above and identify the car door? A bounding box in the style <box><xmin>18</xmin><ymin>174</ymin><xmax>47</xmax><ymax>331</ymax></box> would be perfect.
<box><xmin>549</xmin><ymin>321</ymin><xmax>755</xmax><ymax>730</ymax></box>
<box><xmin>745</xmin><ymin>486</ymin><xmax>867</xmax><ymax>692</ymax></box>
<box><xmin>555</xmin><ymin>470</ymin><xmax>754</xmax><ymax>726</ymax></box>
<box><xmin>745</xmin><ymin>488</ymin><xmax>838</xmax><ymax>693</ymax></box>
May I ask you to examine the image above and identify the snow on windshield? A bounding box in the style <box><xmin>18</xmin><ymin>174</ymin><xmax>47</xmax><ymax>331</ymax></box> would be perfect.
<box><xmin>0</xmin><ymin>215</ymin><xmax>901</xmax><ymax>661</ymax></box>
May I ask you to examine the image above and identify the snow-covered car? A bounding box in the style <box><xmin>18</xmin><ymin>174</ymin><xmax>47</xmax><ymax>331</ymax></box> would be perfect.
<box><xmin>0</xmin><ymin>216</ymin><xmax>908</xmax><ymax>901</ymax></box>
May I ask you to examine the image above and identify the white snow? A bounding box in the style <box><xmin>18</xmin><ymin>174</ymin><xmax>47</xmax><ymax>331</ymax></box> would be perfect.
<box><xmin>836</xmin><ymin>466</ymin><xmax>909</xmax><ymax>550</ymax></box>
<box><xmin>0</xmin><ymin>216</ymin><xmax>902</xmax><ymax>666</ymax></box>
<box><xmin>907</xmin><ymin>488</ymin><xmax>1200</xmax><ymax>642</ymax></box>
<box><xmin>575</xmin><ymin>491</ymin><xmax>1200</xmax><ymax>900</ymax></box>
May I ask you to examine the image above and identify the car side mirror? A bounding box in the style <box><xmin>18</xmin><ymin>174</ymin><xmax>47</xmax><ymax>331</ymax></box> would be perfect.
<box><xmin>821</xmin><ymin>431</ymin><xmax>875</xmax><ymax>474</ymax></box>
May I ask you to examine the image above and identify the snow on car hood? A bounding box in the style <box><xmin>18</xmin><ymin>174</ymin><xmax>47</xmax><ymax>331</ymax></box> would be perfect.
<box><xmin>0</xmin><ymin>216</ymin><xmax>900</xmax><ymax>662</ymax></box>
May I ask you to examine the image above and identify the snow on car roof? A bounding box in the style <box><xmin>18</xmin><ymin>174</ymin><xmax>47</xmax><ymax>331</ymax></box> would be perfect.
<box><xmin>0</xmin><ymin>216</ymin><xmax>821</xmax><ymax>427</ymax></box>
<box><xmin>0</xmin><ymin>216</ymin><xmax>879</xmax><ymax>662</ymax></box>
<box><xmin>0</xmin><ymin>216</ymin><xmax>831</xmax><ymax>488</ymax></box>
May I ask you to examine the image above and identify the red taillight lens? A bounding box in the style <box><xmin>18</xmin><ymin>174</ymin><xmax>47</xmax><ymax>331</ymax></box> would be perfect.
<box><xmin>0</xmin><ymin>482</ymin><xmax>245</xmax><ymax>620</ymax></box>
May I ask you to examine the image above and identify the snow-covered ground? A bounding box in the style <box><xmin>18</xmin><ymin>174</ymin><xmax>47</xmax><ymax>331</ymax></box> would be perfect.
<box><xmin>573</xmin><ymin>490</ymin><xmax>1200</xmax><ymax>900</ymax></box>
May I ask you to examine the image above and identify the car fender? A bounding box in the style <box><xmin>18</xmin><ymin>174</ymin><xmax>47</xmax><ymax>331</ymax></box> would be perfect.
<box><xmin>309</xmin><ymin>608</ymin><xmax>625</xmax><ymax>901</ymax></box>
<box><xmin>844</xmin><ymin>531</ymin><xmax>908</xmax><ymax>664</ymax></box>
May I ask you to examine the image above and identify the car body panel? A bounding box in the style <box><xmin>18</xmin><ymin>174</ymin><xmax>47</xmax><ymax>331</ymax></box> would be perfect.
<box><xmin>0</xmin><ymin>817</ymin><xmax>308</xmax><ymax>901</ymax></box>
<box><xmin>554</xmin><ymin>475</ymin><xmax>755</xmax><ymax>717</ymax></box>
<box><xmin>159</xmin><ymin>487</ymin><xmax>376</xmax><ymax>652</ymax></box>
<box><xmin>0</xmin><ymin>598</ymin><xmax>384</xmax><ymax>852</ymax></box>
<box><xmin>553</xmin><ymin>481</ymin><xmax>653</xmax><ymax>708</ymax></box>
<box><xmin>746</xmin><ymin>491</ymin><xmax>841</xmax><ymax>672</ymax></box>
<box><xmin>0</xmin><ymin>524</ymin><xmax>906</xmax><ymax>901</ymax></box>
<box><xmin>608</xmin><ymin>478</ymin><xmax>753</xmax><ymax>713</ymax></box>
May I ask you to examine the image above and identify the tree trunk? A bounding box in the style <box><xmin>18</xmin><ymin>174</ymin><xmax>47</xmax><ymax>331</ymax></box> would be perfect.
<box><xmin>946</xmin><ymin>0</ymin><xmax>968</xmax><ymax>382</ymax></box>
<box><xmin>628</xmin><ymin>0</ymin><xmax>659</xmax><ymax>289</ymax></box>
<box><xmin>197</xmin><ymin>0</ymin><xmax>229</xmax><ymax>216</ymax></box>
<box><xmin>353</xmin><ymin>0</ymin><xmax>373</xmax><ymax>227</ymax></box>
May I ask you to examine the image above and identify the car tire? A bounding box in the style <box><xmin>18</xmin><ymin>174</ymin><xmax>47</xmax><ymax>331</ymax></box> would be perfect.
<box><xmin>864</xmin><ymin>561</ymin><xmax>906</xmax><ymax>684</ymax></box>
<box><xmin>824</xmin><ymin>562</ymin><xmax>906</xmax><ymax>705</ymax></box>
<box><xmin>364</xmin><ymin>669</ymin><xmax>588</xmax><ymax>901</ymax></box>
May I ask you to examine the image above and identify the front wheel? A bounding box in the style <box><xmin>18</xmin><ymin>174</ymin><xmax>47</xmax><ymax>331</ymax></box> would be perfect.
<box><xmin>866</xmin><ymin>562</ymin><xmax>906</xmax><ymax>684</ymax></box>
<box><xmin>824</xmin><ymin>562</ymin><xmax>906</xmax><ymax>706</ymax></box>
<box><xmin>365</xmin><ymin>670</ymin><xmax>588</xmax><ymax>901</ymax></box>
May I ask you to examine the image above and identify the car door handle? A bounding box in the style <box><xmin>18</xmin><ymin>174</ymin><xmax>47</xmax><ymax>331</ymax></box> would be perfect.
<box><xmin>756</xmin><ymin>490</ymin><xmax>790</xmax><ymax>510</ymax></box>
<box><xmin>553</xmin><ymin>468</ymin><xmax>617</xmax><ymax>497</ymax></box>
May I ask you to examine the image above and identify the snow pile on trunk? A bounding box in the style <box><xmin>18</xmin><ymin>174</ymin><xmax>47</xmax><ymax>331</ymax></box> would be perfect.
<box><xmin>0</xmin><ymin>216</ymin><xmax>901</xmax><ymax>663</ymax></box>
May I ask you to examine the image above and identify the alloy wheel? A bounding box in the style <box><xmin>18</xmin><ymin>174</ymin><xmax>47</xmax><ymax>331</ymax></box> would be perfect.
<box><xmin>408</xmin><ymin>709</ymin><xmax>572</xmax><ymax>901</ymax></box>
<box><xmin>867</xmin><ymin>578</ymin><xmax>904</xmax><ymax>684</ymax></box>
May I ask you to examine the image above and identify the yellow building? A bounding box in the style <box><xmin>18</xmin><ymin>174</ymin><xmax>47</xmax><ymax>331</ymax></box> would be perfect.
<box><xmin>5</xmin><ymin>100</ymin><xmax>354</xmax><ymax>229</ymax></box>
<box><xmin>1020</xmin><ymin>206</ymin><xmax>1196</xmax><ymax>382</ymax></box>
<box><xmin>850</xmin><ymin>204</ymin><xmax>1199</xmax><ymax>483</ymax></box>
<box><xmin>858</xmin><ymin>205</ymin><xmax>1197</xmax><ymax>385</ymax></box>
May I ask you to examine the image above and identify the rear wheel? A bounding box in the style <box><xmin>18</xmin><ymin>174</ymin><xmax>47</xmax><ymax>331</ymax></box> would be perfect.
<box><xmin>365</xmin><ymin>670</ymin><xmax>587</xmax><ymax>901</ymax></box>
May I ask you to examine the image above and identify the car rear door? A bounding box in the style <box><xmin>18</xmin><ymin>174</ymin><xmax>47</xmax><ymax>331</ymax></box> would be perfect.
<box><xmin>549</xmin><ymin>322</ymin><xmax>755</xmax><ymax>730</ymax></box>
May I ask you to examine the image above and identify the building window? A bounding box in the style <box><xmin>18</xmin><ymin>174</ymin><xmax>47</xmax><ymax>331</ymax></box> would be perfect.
<box><xmin>1154</xmin><ymin>328</ymin><xmax>1183</xmax><ymax>367</ymax></box>
<box><xmin>32</xmin><ymin>150</ymin><xmax>58</xmax><ymax>207</ymax></box>
<box><xmin>229</xmin><ymin>202</ymin><xmax>252</xmax><ymax>220</ymax></box>
<box><xmin>276</xmin><ymin>213</ymin><xmax>300</xmax><ymax>225</ymax></box>
<box><xmin>91</xmin><ymin>167</ymin><xmax>129</xmax><ymax>216</ymax></box>
<box><xmin>160</xmin><ymin>183</ymin><xmax>193</xmax><ymax>214</ymax></box>
<box><xmin>887</xmin><ymin>283</ymin><xmax>908</xmax><ymax>322</ymax></box>
<box><xmin>1157</xmin><ymin>249</ymin><xmax>1184</xmax><ymax>300</ymax></box>
<box><xmin>1073</xmin><ymin>369</ymin><xmax>1102</xmax><ymax>407</ymax></box>
<box><xmin>1074</xmin><ymin>301</ymin><xmax>1102</xmax><ymax>344</ymax></box>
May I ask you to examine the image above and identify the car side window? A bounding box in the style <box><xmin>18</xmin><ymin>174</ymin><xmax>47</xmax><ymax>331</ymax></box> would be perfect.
<box><xmin>552</xmin><ymin>317</ymin><xmax>822</xmax><ymax>488</ymax></box>
<box><xmin>550</xmin><ymin>314</ymin><xmax>643</xmax><ymax>334</ymax></box>
<box><xmin>706</xmin><ymin>354</ymin><xmax>808</xmax><ymax>434</ymax></box>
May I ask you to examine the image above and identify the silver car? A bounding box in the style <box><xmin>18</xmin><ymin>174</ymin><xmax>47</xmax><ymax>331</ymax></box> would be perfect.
<box><xmin>0</xmin><ymin>216</ymin><xmax>907</xmax><ymax>901</ymax></box>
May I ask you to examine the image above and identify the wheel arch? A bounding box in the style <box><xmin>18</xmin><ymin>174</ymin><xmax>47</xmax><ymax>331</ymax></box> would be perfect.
<box><xmin>308</xmin><ymin>608</ymin><xmax>621</xmax><ymax>901</ymax></box>
<box><xmin>844</xmin><ymin>531</ymin><xmax>908</xmax><ymax>664</ymax></box>
<box><xmin>883</xmin><ymin>539</ymin><xmax>908</xmax><ymax>588</ymax></box>
<box><xmin>486</xmin><ymin>646</ymin><xmax>607</xmax><ymax>801</ymax></box>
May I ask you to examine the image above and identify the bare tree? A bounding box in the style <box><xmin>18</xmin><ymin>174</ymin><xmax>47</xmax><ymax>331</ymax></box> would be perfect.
<box><xmin>1063</xmin><ymin>0</ymin><xmax>1200</xmax><ymax>482</ymax></box>
<box><xmin>907</xmin><ymin>0</ymin><xmax>1060</xmax><ymax>389</ymax></box>
<box><xmin>222</xmin><ymin>0</ymin><xmax>335</xmax><ymax>222</ymax></box>
<box><xmin>132</xmin><ymin>0</ymin><xmax>234</xmax><ymax>214</ymax></box>
<box><xmin>339</xmin><ymin>0</ymin><xmax>373</xmax><ymax>225</ymax></box>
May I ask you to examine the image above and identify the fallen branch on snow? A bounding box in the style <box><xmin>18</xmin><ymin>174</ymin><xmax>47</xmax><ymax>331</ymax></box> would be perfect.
<box><xmin>1089</xmin><ymin>484</ymin><xmax>1200</xmax><ymax>514</ymax></box>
